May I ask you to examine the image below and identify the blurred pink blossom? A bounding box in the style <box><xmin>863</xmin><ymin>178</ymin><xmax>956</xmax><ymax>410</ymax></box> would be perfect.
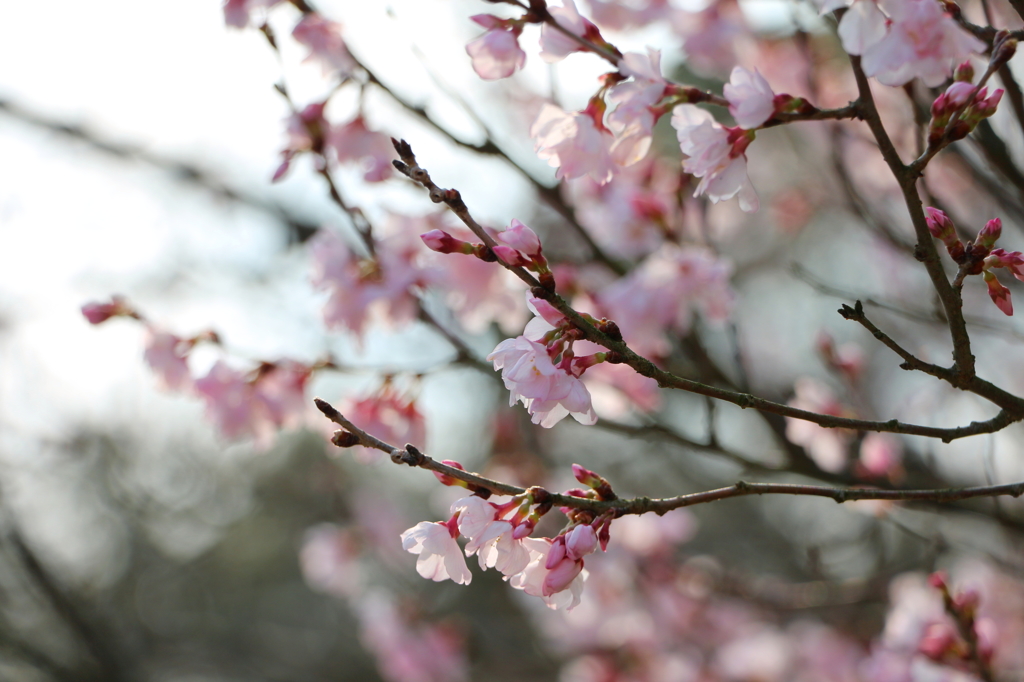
<box><xmin>532</xmin><ymin>103</ymin><xmax>617</xmax><ymax>184</ymax></box>
<box><xmin>466</xmin><ymin>16</ymin><xmax>526</xmax><ymax>80</ymax></box>
<box><xmin>223</xmin><ymin>0</ymin><xmax>282</xmax><ymax>28</ymax></box>
<box><xmin>292</xmin><ymin>13</ymin><xmax>356</xmax><ymax>77</ymax></box>
<box><xmin>540</xmin><ymin>0</ymin><xmax>598</xmax><ymax>63</ymax></box>
<box><xmin>785</xmin><ymin>378</ymin><xmax>852</xmax><ymax>473</ymax></box>
<box><xmin>143</xmin><ymin>329</ymin><xmax>193</xmax><ymax>391</ymax></box>
<box><xmin>327</xmin><ymin>117</ymin><xmax>395</xmax><ymax>182</ymax></box>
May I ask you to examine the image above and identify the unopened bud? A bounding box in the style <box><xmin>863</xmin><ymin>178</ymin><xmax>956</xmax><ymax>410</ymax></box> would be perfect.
<box><xmin>433</xmin><ymin>460</ymin><xmax>470</xmax><ymax>488</ymax></box>
<box><xmin>331</xmin><ymin>430</ymin><xmax>360</xmax><ymax>448</ymax></box>
<box><xmin>977</xmin><ymin>218</ymin><xmax>1002</xmax><ymax>249</ymax></box>
<box><xmin>954</xmin><ymin>59</ymin><xmax>975</xmax><ymax>82</ymax></box>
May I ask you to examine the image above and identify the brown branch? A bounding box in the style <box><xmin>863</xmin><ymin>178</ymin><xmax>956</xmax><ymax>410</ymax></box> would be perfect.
<box><xmin>314</xmin><ymin>398</ymin><xmax>1024</xmax><ymax>516</ymax></box>
<box><xmin>392</xmin><ymin>139</ymin><xmax>1024</xmax><ymax>440</ymax></box>
<box><xmin>848</xmin><ymin>54</ymin><xmax>978</xmax><ymax>383</ymax></box>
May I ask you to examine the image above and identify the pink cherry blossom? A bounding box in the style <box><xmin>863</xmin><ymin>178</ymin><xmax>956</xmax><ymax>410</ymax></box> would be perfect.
<box><xmin>292</xmin><ymin>13</ymin><xmax>355</xmax><ymax>77</ymax></box>
<box><xmin>858</xmin><ymin>0</ymin><xmax>986</xmax><ymax>87</ymax></box>
<box><xmin>272</xmin><ymin>102</ymin><xmax>328</xmax><ymax>181</ymax></box>
<box><xmin>606</xmin><ymin>50</ymin><xmax>667</xmax><ymax>166</ymax></box>
<box><xmin>356</xmin><ymin>590</ymin><xmax>469</xmax><ymax>682</ymax></box>
<box><xmin>400</xmin><ymin>520</ymin><xmax>472</xmax><ymax>585</ymax></box>
<box><xmin>342</xmin><ymin>387</ymin><xmax>425</xmax><ymax>463</ymax></box>
<box><xmin>327</xmin><ymin>117</ymin><xmax>394</xmax><ymax>183</ymax></box>
<box><xmin>785</xmin><ymin>378</ymin><xmax>853</xmax><ymax>473</ymax></box>
<box><xmin>194</xmin><ymin>360</ymin><xmax>311</xmax><ymax>444</ymax></box>
<box><xmin>539</xmin><ymin>0</ymin><xmax>597</xmax><ymax>63</ymax></box>
<box><xmin>532</xmin><ymin>104</ymin><xmax>617</xmax><ymax>184</ymax></box>
<box><xmin>194</xmin><ymin>361</ymin><xmax>257</xmax><ymax>440</ymax></box>
<box><xmin>724</xmin><ymin>66</ymin><xmax>776</xmax><ymax>130</ymax></box>
<box><xmin>223</xmin><ymin>0</ymin><xmax>282</xmax><ymax>28</ymax></box>
<box><xmin>672</xmin><ymin>104</ymin><xmax>758</xmax><ymax>212</ymax></box>
<box><xmin>476</xmin><ymin>530</ymin><xmax>531</xmax><ymax>577</ymax></box>
<box><xmin>587</xmin><ymin>0</ymin><xmax>672</xmax><ymax>30</ymax></box>
<box><xmin>598</xmin><ymin>245</ymin><xmax>735</xmax><ymax>357</ymax></box>
<box><xmin>858</xmin><ymin>432</ymin><xmax>903</xmax><ymax>480</ymax></box>
<box><xmin>837</xmin><ymin>0</ymin><xmax>888</xmax><ymax>56</ymax></box>
<box><xmin>487</xmin><ymin>336</ymin><xmax>598</xmax><ymax>427</ymax></box>
<box><xmin>299</xmin><ymin>523</ymin><xmax>362</xmax><ymax>598</ymax></box>
<box><xmin>309</xmin><ymin>229</ymin><xmax>427</xmax><ymax>338</ymax></box>
<box><xmin>143</xmin><ymin>329</ymin><xmax>192</xmax><ymax>391</ymax></box>
<box><xmin>466</xmin><ymin>16</ymin><xmax>526</xmax><ymax>80</ymax></box>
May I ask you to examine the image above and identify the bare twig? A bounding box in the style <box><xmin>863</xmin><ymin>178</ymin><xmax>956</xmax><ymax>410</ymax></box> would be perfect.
<box><xmin>315</xmin><ymin>398</ymin><xmax>1024</xmax><ymax>516</ymax></box>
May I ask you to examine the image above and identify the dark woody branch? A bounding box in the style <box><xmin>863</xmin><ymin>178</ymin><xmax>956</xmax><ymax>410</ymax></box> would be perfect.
<box><xmin>315</xmin><ymin>398</ymin><xmax>1024</xmax><ymax>516</ymax></box>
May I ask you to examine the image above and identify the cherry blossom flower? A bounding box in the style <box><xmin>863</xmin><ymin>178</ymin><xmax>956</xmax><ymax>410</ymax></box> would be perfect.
<box><xmin>857</xmin><ymin>0</ymin><xmax>986</xmax><ymax>87</ymax></box>
<box><xmin>400</xmin><ymin>520</ymin><xmax>472</xmax><ymax>585</ymax></box>
<box><xmin>356</xmin><ymin>590</ymin><xmax>470</xmax><ymax>682</ymax></box>
<box><xmin>223</xmin><ymin>0</ymin><xmax>282</xmax><ymax>28</ymax></box>
<box><xmin>292</xmin><ymin>13</ymin><xmax>355</xmax><ymax>77</ymax></box>
<box><xmin>606</xmin><ymin>50</ymin><xmax>668</xmax><ymax>166</ymax></box>
<box><xmin>299</xmin><ymin>524</ymin><xmax>362</xmax><ymax>598</ymax></box>
<box><xmin>327</xmin><ymin>117</ymin><xmax>394</xmax><ymax>183</ymax></box>
<box><xmin>309</xmin><ymin>229</ymin><xmax>428</xmax><ymax>338</ymax></box>
<box><xmin>587</xmin><ymin>0</ymin><xmax>672</xmax><ymax>30</ymax></box>
<box><xmin>598</xmin><ymin>245</ymin><xmax>735</xmax><ymax>357</ymax></box>
<box><xmin>531</xmin><ymin>103</ymin><xmax>617</xmax><ymax>184</ymax></box>
<box><xmin>672</xmin><ymin>104</ymin><xmax>758</xmax><ymax>212</ymax></box>
<box><xmin>143</xmin><ymin>329</ymin><xmax>192</xmax><ymax>391</ymax></box>
<box><xmin>836</xmin><ymin>0</ymin><xmax>888</xmax><ymax>56</ymax></box>
<box><xmin>272</xmin><ymin>102</ymin><xmax>328</xmax><ymax>181</ymax></box>
<box><xmin>466</xmin><ymin>15</ymin><xmax>526</xmax><ymax>80</ymax></box>
<box><xmin>566</xmin><ymin>158</ymin><xmax>679</xmax><ymax>258</ymax></box>
<box><xmin>194</xmin><ymin>360</ymin><xmax>311</xmax><ymax>444</ymax></box>
<box><xmin>539</xmin><ymin>0</ymin><xmax>599</xmax><ymax>63</ymax></box>
<box><xmin>488</xmin><ymin>335</ymin><xmax>598</xmax><ymax>427</ymax></box>
<box><xmin>342</xmin><ymin>386</ymin><xmax>425</xmax><ymax>463</ymax></box>
<box><xmin>672</xmin><ymin>4</ymin><xmax>746</xmax><ymax>76</ymax></box>
<box><xmin>785</xmin><ymin>378</ymin><xmax>853</xmax><ymax>473</ymax></box>
<box><xmin>724</xmin><ymin>66</ymin><xmax>776</xmax><ymax>130</ymax></box>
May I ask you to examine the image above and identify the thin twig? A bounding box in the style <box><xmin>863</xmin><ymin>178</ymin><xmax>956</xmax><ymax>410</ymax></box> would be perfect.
<box><xmin>315</xmin><ymin>398</ymin><xmax>1024</xmax><ymax>516</ymax></box>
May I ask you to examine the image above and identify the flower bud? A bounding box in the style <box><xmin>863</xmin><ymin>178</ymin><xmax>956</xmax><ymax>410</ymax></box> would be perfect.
<box><xmin>954</xmin><ymin>59</ymin><xmax>975</xmax><ymax>82</ymax></box>
<box><xmin>984</xmin><ymin>270</ymin><xmax>1013</xmax><ymax>316</ymax></box>
<box><xmin>433</xmin><ymin>460</ymin><xmax>470</xmax><ymax>487</ymax></box>
<box><xmin>977</xmin><ymin>218</ymin><xmax>1001</xmax><ymax>249</ymax></box>
<box><xmin>564</xmin><ymin>524</ymin><xmax>599</xmax><ymax>561</ymax></box>
<box><xmin>81</xmin><ymin>297</ymin><xmax>132</xmax><ymax>324</ymax></box>
<box><xmin>421</xmin><ymin>229</ymin><xmax>475</xmax><ymax>255</ymax></box>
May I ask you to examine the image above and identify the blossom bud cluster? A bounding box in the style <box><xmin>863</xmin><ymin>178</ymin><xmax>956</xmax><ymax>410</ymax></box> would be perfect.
<box><xmin>401</xmin><ymin>484</ymin><xmax>606</xmax><ymax>610</ymax></box>
<box><xmin>918</xmin><ymin>571</ymin><xmax>995</xmax><ymax>667</ymax></box>
<box><xmin>925</xmin><ymin>208</ymin><xmax>1024</xmax><ymax>315</ymax></box>
<box><xmin>928</xmin><ymin>65</ymin><xmax>1004</xmax><ymax>146</ymax></box>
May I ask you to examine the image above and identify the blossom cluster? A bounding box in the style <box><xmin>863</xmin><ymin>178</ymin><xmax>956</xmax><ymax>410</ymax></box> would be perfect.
<box><xmin>400</xmin><ymin>463</ymin><xmax>615</xmax><ymax>611</ymax></box>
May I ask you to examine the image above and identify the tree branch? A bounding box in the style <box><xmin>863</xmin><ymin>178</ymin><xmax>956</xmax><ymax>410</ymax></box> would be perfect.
<box><xmin>315</xmin><ymin>398</ymin><xmax>1024</xmax><ymax>517</ymax></box>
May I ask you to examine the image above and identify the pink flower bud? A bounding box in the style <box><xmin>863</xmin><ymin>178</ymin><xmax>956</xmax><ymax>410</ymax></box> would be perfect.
<box><xmin>954</xmin><ymin>59</ymin><xmax>975</xmax><ymax>82</ymax></box>
<box><xmin>528</xmin><ymin>296</ymin><xmax>566</xmax><ymax>327</ymax></box>
<box><xmin>984</xmin><ymin>270</ymin><xmax>1013</xmax><ymax>316</ymax></box>
<box><xmin>974</xmin><ymin>88</ymin><xmax>1004</xmax><ymax>119</ymax></box>
<box><xmin>491</xmin><ymin>244</ymin><xmax>530</xmax><ymax>267</ymax></box>
<box><xmin>545</xmin><ymin>535</ymin><xmax>567</xmax><ymax>570</ymax></box>
<box><xmin>977</xmin><ymin>218</ymin><xmax>1002</xmax><ymax>248</ymax></box>
<box><xmin>928</xmin><ymin>571</ymin><xmax>949</xmax><ymax>590</ymax></box>
<box><xmin>433</xmin><ymin>460</ymin><xmax>469</xmax><ymax>487</ymax></box>
<box><xmin>542</xmin><ymin>555</ymin><xmax>584</xmax><ymax>596</ymax></box>
<box><xmin>496</xmin><ymin>219</ymin><xmax>543</xmax><ymax>258</ymax></box>
<box><xmin>564</xmin><ymin>524</ymin><xmax>598</xmax><ymax>561</ymax></box>
<box><xmin>81</xmin><ymin>297</ymin><xmax>131</xmax><ymax>324</ymax></box>
<box><xmin>954</xmin><ymin>588</ymin><xmax>980</xmax><ymax>613</ymax></box>
<box><xmin>925</xmin><ymin>208</ymin><xmax>955</xmax><ymax>241</ymax></box>
<box><xmin>944</xmin><ymin>81</ymin><xmax>976</xmax><ymax>108</ymax></box>
<box><xmin>421</xmin><ymin>229</ymin><xmax>475</xmax><ymax>255</ymax></box>
<box><xmin>919</xmin><ymin>622</ymin><xmax>958</xmax><ymax>660</ymax></box>
<box><xmin>572</xmin><ymin>463</ymin><xmax>601</xmax><ymax>487</ymax></box>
